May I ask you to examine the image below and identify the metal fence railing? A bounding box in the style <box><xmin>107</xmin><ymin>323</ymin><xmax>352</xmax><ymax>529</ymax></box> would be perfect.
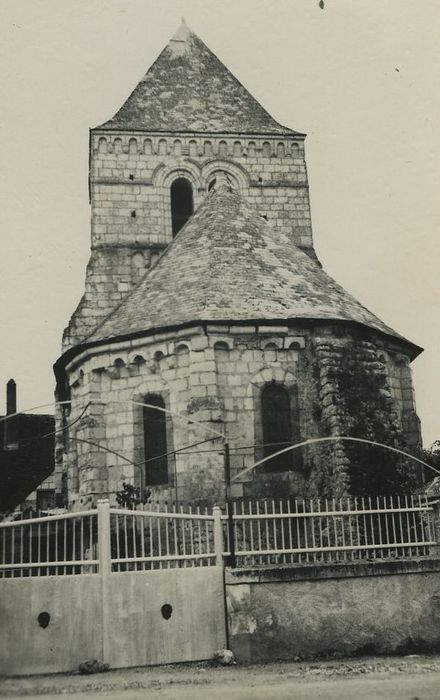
<box><xmin>0</xmin><ymin>495</ymin><xmax>437</xmax><ymax>577</ymax></box>
<box><xmin>109</xmin><ymin>505</ymin><xmax>223</xmax><ymax>572</ymax></box>
<box><xmin>227</xmin><ymin>495</ymin><xmax>436</xmax><ymax>567</ymax></box>
<box><xmin>0</xmin><ymin>511</ymin><xmax>98</xmax><ymax>578</ymax></box>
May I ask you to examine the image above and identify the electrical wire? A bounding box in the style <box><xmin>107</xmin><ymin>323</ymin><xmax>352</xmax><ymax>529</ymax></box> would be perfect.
<box><xmin>231</xmin><ymin>436</ymin><xmax>440</xmax><ymax>482</ymax></box>
<box><xmin>1</xmin><ymin>402</ymin><xmax>92</xmax><ymax>450</ymax></box>
<box><xmin>0</xmin><ymin>400</ymin><xmax>72</xmax><ymax>423</ymax></box>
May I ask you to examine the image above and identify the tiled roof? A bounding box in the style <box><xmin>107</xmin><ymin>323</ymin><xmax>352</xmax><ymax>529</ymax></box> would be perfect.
<box><xmin>85</xmin><ymin>186</ymin><xmax>420</xmax><ymax>356</ymax></box>
<box><xmin>96</xmin><ymin>21</ymin><xmax>300</xmax><ymax>135</ymax></box>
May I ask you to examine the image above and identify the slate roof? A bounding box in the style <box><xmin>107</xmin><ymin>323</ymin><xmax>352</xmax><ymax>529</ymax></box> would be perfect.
<box><xmin>96</xmin><ymin>21</ymin><xmax>300</xmax><ymax>135</ymax></box>
<box><xmin>85</xmin><ymin>186</ymin><xmax>421</xmax><ymax>357</ymax></box>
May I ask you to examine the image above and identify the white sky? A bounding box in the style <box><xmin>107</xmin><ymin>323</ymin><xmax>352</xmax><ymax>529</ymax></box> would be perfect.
<box><xmin>0</xmin><ymin>0</ymin><xmax>439</xmax><ymax>446</ymax></box>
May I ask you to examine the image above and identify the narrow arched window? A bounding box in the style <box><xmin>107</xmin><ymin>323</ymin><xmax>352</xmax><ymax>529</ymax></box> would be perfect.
<box><xmin>143</xmin><ymin>395</ymin><xmax>169</xmax><ymax>485</ymax></box>
<box><xmin>171</xmin><ymin>178</ymin><xmax>193</xmax><ymax>236</ymax></box>
<box><xmin>262</xmin><ymin>384</ymin><xmax>299</xmax><ymax>473</ymax></box>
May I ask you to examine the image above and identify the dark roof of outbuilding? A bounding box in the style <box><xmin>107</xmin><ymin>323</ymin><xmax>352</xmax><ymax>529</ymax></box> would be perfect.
<box><xmin>84</xmin><ymin>186</ymin><xmax>421</xmax><ymax>358</ymax></box>
<box><xmin>95</xmin><ymin>21</ymin><xmax>301</xmax><ymax>136</ymax></box>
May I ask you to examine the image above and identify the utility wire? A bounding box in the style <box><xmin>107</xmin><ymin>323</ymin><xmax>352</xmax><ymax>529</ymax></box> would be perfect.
<box><xmin>1</xmin><ymin>403</ymin><xmax>92</xmax><ymax>450</ymax></box>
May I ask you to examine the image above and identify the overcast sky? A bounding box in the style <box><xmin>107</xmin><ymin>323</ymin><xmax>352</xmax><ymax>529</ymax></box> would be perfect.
<box><xmin>0</xmin><ymin>0</ymin><xmax>439</xmax><ymax>446</ymax></box>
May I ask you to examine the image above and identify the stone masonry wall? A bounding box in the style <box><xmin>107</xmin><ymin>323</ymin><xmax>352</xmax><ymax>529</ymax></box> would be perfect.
<box><xmin>59</xmin><ymin>323</ymin><xmax>420</xmax><ymax>509</ymax></box>
<box><xmin>63</xmin><ymin>132</ymin><xmax>313</xmax><ymax>349</ymax></box>
<box><xmin>385</xmin><ymin>351</ymin><xmax>421</xmax><ymax>452</ymax></box>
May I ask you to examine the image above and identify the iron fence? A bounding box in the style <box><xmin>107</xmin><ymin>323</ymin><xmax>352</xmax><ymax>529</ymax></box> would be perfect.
<box><xmin>228</xmin><ymin>495</ymin><xmax>436</xmax><ymax>567</ymax></box>
<box><xmin>0</xmin><ymin>511</ymin><xmax>98</xmax><ymax>578</ymax></box>
<box><xmin>0</xmin><ymin>495</ymin><xmax>437</xmax><ymax>577</ymax></box>
<box><xmin>109</xmin><ymin>504</ymin><xmax>222</xmax><ymax>571</ymax></box>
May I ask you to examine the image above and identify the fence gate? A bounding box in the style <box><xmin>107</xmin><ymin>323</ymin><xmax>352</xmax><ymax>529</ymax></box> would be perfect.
<box><xmin>0</xmin><ymin>501</ymin><xmax>227</xmax><ymax>674</ymax></box>
<box><xmin>104</xmin><ymin>502</ymin><xmax>227</xmax><ymax>668</ymax></box>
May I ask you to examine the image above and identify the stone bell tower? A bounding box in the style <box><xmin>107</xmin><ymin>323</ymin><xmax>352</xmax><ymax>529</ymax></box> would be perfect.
<box><xmin>63</xmin><ymin>20</ymin><xmax>315</xmax><ymax>351</ymax></box>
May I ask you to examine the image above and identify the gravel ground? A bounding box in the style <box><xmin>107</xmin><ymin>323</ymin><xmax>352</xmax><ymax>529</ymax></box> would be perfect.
<box><xmin>1</xmin><ymin>654</ymin><xmax>440</xmax><ymax>697</ymax></box>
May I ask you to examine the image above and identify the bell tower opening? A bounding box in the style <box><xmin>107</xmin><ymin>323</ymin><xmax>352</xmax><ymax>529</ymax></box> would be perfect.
<box><xmin>171</xmin><ymin>178</ymin><xmax>193</xmax><ymax>236</ymax></box>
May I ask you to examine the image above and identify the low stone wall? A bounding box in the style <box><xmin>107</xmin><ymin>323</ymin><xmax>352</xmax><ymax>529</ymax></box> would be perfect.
<box><xmin>225</xmin><ymin>559</ymin><xmax>440</xmax><ymax>662</ymax></box>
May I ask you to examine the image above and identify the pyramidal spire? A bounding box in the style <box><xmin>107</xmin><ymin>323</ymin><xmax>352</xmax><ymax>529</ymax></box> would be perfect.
<box><xmin>169</xmin><ymin>17</ymin><xmax>191</xmax><ymax>55</ymax></box>
<box><xmin>95</xmin><ymin>23</ymin><xmax>299</xmax><ymax>135</ymax></box>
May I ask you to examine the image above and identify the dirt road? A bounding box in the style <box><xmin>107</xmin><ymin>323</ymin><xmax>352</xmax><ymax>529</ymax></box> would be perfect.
<box><xmin>2</xmin><ymin>655</ymin><xmax>440</xmax><ymax>699</ymax></box>
<box><xmin>3</xmin><ymin>673</ymin><xmax>440</xmax><ymax>699</ymax></box>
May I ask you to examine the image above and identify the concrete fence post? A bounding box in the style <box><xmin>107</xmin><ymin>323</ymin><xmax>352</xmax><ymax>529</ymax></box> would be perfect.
<box><xmin>97</xmin><ymin>499</ymin><xmax>111</xmax><ymax>575</ymax></box>
<box><xmin>97</xmin><ymin>499</ymin><xmax>111</xmax><ymax>665</ymax></box>
<box><xmin>213</xmin><ymin>505</ymin><xmax>224</xmax><ymax>568</ymax></box>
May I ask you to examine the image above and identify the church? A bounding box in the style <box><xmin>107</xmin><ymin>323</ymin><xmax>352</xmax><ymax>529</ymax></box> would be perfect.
<box><xmin>51</xmin><ymin>21</ymin><xmax>422</xmax><ymax>509</ymax></box>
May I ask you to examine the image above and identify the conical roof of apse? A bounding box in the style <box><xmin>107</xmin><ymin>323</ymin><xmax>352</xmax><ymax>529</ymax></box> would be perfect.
<box><xmin>95</xmin><ymin>20</ymin><xmax>301</xmax><ymax>135</ymax></box>
<box><xmin>82</xmin><ymin>186</ymin><xmax>422</xmax><ymax>359</ymax></box>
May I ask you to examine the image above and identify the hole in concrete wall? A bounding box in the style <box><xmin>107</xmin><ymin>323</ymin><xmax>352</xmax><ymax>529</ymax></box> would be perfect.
<box><xmin>131</xmin><ymin>210</ymin><xmax>137</xmax><ymax>218</ymax></box>
<box><xmin>161</xmin><ymin>603</ymin><xmax>173</xmax><ymax>620</ymax></box>
<box><xmin>258</xmin><ymin>176</ymin><xmax>263</xmax><ymax>182</ymax></box>
<box><xmin>38</xmin><ymin>611</ymin><xmax>50</xmax><ymax>628</ymax></box>
<box><xmin>129</xmin><ymin>174</ymin><xmax>134</xmax><ymax>180</ymax></box>
<box><xmin>262</xmin><ymin>214</ymin><xmax>268</xmax><ymax>221</ymax></box>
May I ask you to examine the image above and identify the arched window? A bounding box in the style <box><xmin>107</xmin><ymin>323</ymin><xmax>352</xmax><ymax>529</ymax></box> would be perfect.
<box><xmin>261</xmin><ymin>384</ymin><xmax>300</xmax><ymax>473</ymax></box>
<box><xmin>143</xmin><ymin>395</ymin><xmax>169</xmax><ymax>485</ymax></box>
<box><xmin>171</xmin><ymin>178</ymin><xmax>193</xmax><ymax>236</ymax></box>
